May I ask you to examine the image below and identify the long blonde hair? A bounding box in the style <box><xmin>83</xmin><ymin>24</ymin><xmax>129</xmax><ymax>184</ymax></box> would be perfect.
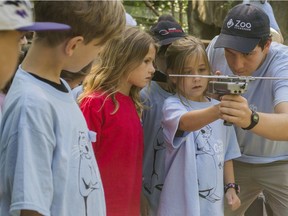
<box><xmin>79</xmin><ymin>26</ymin><xmax>156</xmax><ymax>115</ymax></box>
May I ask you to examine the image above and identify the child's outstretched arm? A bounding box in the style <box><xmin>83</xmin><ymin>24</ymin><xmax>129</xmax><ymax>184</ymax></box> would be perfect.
<box><xmin>21</xmin><ymin>210</ymin><xmax>42</xmax><ymax>216</ymax></box>
<box><xmin>224</xmin><ymin>160</ymin><xmax>241</xmax><ymax>211</ymax></box>
<box><xmin>179</xmin><ymin>104</ymin><xmax>220</xmax><ymax>131</ymax></box>
<box><xmin>140</xmin><ymin>191</ymin><xmax>150</xmax><ymax>216</ymax></box>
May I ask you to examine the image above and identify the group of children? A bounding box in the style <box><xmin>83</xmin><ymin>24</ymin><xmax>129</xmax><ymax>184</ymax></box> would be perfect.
<box><xmin>1</xmin><ymin>1</ymin><xmax>286</xmax><ymax>216</ymax></box>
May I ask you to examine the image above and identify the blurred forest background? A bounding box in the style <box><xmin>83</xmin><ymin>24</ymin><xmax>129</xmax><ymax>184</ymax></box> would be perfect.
<box><xmin>123</xmin><ymin>0</ymin><xmax>288</xmax><ymax>45</ymax></box>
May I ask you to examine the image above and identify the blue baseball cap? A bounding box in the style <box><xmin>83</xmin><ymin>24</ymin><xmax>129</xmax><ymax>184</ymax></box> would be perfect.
<box><xmin>214</xmin><ymin>4</ymin><xmax>270</xmax><ymax>53</ymax></box>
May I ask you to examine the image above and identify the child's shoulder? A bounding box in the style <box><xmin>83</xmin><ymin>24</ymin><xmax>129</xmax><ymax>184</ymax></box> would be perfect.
<box><xmin>9</xmin><ymin>70</ymin><xmax>48</xmax><ymax>99</ymax></box>
<box><xmin>166</xmin><ymin>94</ymin><xmax>180</xmax><ymax>101</ymax></box>
<box><xmin>80</xmin><ymin>91</ymin><xmax>108</xmax><ymax>106</ymax></box>
<box><xmin>7</xmin><ymin>69</ymin><xmax>73</xmax><ymax>113</ymax></box>
<box><xmin>163</xmin><ymin>94</ymin><xmax>182</xmax><ymax>106</ymax></box>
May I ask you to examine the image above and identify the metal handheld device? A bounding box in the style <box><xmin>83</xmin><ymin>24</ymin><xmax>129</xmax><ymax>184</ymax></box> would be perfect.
<box><xmin>207</xmin><ymin>78</ymin><xmax>249</xmax><ymax>95</ymax></box>
<box><xmin>169</xmin><ymin>74</ymin><xmax>288</xmax><ymax>126</ymax></box>
<box><xmin>169</xmin><ymin>74</ymin><xmax>256</xmax><ymax>95</ymax></box>
<box><xmin>207</xmin><ymin>77</ymin><xmax>251</xmax><ymax>125</ymax></box>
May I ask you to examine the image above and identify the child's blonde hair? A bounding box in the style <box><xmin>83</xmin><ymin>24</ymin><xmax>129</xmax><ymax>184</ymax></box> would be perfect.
<box><xmin>79</xmin><ymin>26</ymin><xmax>156</xmax><ymax>115</ymax></box>
<box><xmin>165</xmin><ymin>36</ymin><xmax>211</xmax><ymax>96</ymax></box>
<box><xmin>33</xmin><ymin>0</ymin><xmax>126</xmax><ymax>46</ymax></box>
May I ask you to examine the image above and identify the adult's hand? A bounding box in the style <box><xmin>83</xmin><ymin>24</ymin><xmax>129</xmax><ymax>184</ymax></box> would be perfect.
<box><xmin>219</xmin><ymin>94</ymin><xmax>252</xmax><ymax>128</ymax></box>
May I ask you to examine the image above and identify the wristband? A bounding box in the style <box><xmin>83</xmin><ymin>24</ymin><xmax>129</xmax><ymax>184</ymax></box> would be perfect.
<box><xmin>224</xmin><ymin>183</ymin><xmax>240</xmax><ymax>194</ymax></box>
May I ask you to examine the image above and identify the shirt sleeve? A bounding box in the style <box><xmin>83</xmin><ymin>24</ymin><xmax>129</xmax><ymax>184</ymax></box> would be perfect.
<box><xmin>224</xmin><ymin>126</ymin><xmax>241</xmax><ymax>161</ymax></box>
<box><xmin>80</xmin><ymin>97</ymin><xmax>103</xmax><ymax>148</ymax></box>
<box><xmin>162</xmin><ymin>97</ymin><xmax>189</xmax><ymax>149</ymax></box>
<box><xmin>8</xmin><ymin>102</ymin><xmax>55</xmax><ymax>216</ymax></box>
<box><xmin>272</xmin><ymin>63</ymin><xmax>288</xmax><ymax>106</ymax></box>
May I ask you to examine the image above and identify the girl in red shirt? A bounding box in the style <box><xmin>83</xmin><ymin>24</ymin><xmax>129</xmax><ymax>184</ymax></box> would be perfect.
<box><xmin>79</xmin><ymin>26</ymin><xmax>156</xmax><ymax>216</ymax></box>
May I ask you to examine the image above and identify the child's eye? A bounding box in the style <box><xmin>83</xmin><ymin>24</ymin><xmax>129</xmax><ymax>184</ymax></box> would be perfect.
<box><xmin>199</xmin><ymin>68</ymin><xmax>208</xmax><ymax>73</ymax></box>
<box><xmin>144</xmin><ymin>59</ymin><xmax>151</xmax><ymax>64</ymax></box>
<box><xmin>183</xmin><ymin>70</ymin><xmax>192</xmax><ymax>75</ymax></box>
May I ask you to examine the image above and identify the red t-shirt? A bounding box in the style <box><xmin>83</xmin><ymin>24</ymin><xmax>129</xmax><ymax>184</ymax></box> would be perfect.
<box><xmin>80</xmin><ymin>92</ymin><xmax>143</xmax><ymax>216</ymax></box>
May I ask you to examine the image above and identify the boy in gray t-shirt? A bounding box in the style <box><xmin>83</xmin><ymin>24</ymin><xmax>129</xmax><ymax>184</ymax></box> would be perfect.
<box><xmin>0</xmin><ymin>1</ymin><xmax>126</xmax><ymax>215</ymax></box>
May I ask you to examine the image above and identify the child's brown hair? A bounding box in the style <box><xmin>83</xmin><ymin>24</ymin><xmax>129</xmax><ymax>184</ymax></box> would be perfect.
<box><xmin>165</xmin><ymin>36</ymin><xmax>211</xmax><ymax>95</ymax></box>
<box><xmin>34</xmin><ymin>0</ymin><xmax>126</xmax><ymax>46</ymax></box>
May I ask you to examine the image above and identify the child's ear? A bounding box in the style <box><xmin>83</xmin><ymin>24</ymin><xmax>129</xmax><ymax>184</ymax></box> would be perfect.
<box><xmin>65</xmin><ymin>36</ymin><xmax>84</xmax><ymax>56</ymax></box>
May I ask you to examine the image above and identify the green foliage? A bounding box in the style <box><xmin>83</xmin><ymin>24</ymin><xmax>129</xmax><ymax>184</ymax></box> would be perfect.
<box><xmin>123</xmin><ymin>0</ymin><xmax>188</xmax><ymax>30</ymax></box>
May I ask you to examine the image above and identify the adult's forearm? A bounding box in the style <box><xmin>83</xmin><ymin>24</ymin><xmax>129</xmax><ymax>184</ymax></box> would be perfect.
<box><xmin>251</xmin><ymin>112</ymin><xmax>288</xmax><ymax>141</ymax></box>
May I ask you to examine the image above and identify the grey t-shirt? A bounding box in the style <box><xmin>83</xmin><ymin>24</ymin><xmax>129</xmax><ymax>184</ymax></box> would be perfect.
<box><xmin>0</xmin><ymin>68</ymin><xmax>106</xmax><ymax>216</ymax></box>
<box><xmin>141</xmin><ymin>81</ymin><xmax>172</xmax><ymax>215</ymax></box>
<box><xmin>242</xmin><ymin>0</ymin><xmax>280</xmax><ymax>31</ymax></box>
<box><xmin>157</xmin><ymin>95</ymin><xmax>240</xmax><ymax>216</ymax></box>
<box><xmin>72</xmin><ymin>85</ymin><xmax>83</xmax><ymax>101</ymax></box>
<box><xmin>207</xmin><ymin>36</ymin><xmax>288</xmax><ymax>163</ymax></box>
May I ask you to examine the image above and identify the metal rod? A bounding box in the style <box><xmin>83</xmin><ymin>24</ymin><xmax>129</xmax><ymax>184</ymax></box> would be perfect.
<box><xmin>168</xmin><ymin>74</ymin><xmax>288</xmax><ymax>80</ymax></box>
